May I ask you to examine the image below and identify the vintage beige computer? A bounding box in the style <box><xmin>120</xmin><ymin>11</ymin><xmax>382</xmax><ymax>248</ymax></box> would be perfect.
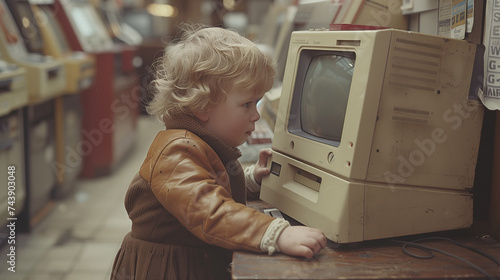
<box><xmin>0</xmin><ymin>59</ymin><xmax>27</xmax><ymax>114</ymax></box>
<box><xmin>30</xmin><ymin>2</ymin><xmax>95</xmax><ymax>94</ymax></box>
<box><xmin>0</xmin><ymin>59</ymin><xmax>27</xmax><ymax>230</ymax></box>
<box><xmin>0</xmin><ymin>0</ymin><xmax>65</xmax><ymax>101</ymax></box>
<box><xmin>260</xmin><ymin>29</ymin><xmax>485</xmax><ymax>243</ymax></box>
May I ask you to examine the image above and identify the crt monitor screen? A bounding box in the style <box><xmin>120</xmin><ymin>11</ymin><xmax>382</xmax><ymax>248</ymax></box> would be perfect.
<box><xmin>288</xmin><ymin>50</ymin><xmax>355</xmax><ymax>147</ymax></box>
<box><xmin>70</xmin><ymin>6</ymin><xmax>98</xmax><ymax>38</ymax></box>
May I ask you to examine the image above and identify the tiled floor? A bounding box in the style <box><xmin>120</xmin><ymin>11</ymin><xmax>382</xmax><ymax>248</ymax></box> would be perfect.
<box><xmin>0</xmin><ymin>116</ymin><xmax>266</xmax><ymax>280</ymax></box>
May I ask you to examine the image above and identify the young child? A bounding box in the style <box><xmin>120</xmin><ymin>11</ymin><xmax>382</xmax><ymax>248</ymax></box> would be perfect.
<box><xmin>110</xmin><ymin>24</ymin><xmax>327</xmax><ymax>280</ymax></box>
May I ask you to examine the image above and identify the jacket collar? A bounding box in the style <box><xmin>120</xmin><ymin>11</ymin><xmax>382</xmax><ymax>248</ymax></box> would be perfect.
<box><xmin>163</xmin><ymin>112</ymin><xmax>242</xmax><ymax>163</ymax></box>
<box><xmin>162</xmin><ymin>112</ymin><xmax>246</xmax><ymax>203</ymax></box>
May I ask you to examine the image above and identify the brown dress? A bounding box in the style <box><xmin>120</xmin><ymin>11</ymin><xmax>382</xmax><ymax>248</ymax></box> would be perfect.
<box><xmin>110</xmin><ymin>114</ymin><xmax>275</xmax><ymax>280</ymax></box>
<box><xmin>111</xmin><ymin>232</ymin><xmax>232</xmax><ymax>279</ymax></box>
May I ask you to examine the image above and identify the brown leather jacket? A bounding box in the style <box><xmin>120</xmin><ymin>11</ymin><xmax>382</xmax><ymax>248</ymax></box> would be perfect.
<box><xmin>126</xmin><ymin>129</ymin><xmax>276</xmax><ymax>252</ymax></box>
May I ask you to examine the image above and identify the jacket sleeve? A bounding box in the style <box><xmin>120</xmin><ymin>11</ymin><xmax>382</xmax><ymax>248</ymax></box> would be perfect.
<box><xmin>244</xmin><ymin>164</ymin><xmax>261</xmax><ymax>200</ymax></box>
<box><xmin>147</xmin><ymin>137</ymin><xmax>276</xmax><ymax>253</ymax></box>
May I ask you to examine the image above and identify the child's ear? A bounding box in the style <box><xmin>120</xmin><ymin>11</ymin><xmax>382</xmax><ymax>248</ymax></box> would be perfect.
<box><xmin>193</xmin><ymin>110</ymin><xmax>210</xmax><ymax>122</ymax></box>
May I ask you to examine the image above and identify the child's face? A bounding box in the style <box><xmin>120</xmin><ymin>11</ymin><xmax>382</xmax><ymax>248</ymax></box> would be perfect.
<box><xmin>196</xmin><ymin>87</ymin><xmax>263</xmax><ymax>147</ymax></box>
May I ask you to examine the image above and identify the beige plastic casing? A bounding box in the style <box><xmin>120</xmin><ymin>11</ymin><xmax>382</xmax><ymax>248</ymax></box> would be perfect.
<box><xmin>261</xmin><ymin>29</ymin><xmax>484</xmax><ymax>243</ymax></box>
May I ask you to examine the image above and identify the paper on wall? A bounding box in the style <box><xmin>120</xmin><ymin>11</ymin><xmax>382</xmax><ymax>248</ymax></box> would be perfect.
<box><xmin>438</xmin><ymin>0</ymin><xmax>452</xmax><ymax>37</ymax></box>
<box><xmin>451</xmin><ymin>0</ymin><xmax>466</xmax><ymax>39</ymax></box>
<box><xmin>482</xmin><ymin>0</ymin><xmax>500</xmax><ymax>110</ymax></box>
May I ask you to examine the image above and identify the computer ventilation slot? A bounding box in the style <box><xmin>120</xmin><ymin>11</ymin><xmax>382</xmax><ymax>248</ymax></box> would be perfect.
<box><xmin>392</xmin><ymin>106</ymin><xmax>430</xmax><ymax>125</ymax></box>
<box><xmin>388</xmin><ymin>38</ymin><xmax>442</xmax><ymax>92</ymax></box>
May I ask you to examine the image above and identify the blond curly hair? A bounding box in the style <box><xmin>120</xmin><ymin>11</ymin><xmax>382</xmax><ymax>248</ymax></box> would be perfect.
<box><xmin>147</xmin><ymin>24</ymin><xmax>276</xmax><ymax>121</ymax></box>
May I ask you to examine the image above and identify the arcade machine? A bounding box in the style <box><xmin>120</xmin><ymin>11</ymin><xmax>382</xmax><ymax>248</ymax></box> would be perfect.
<box><xmin>0</xmin><ymin>60</ymin><xmax>27</xmax><ymax>242</ymax></box>
<box><xmin>0</xmin><ymin>1</ymin><xmax>65</xmax><ymax>101</ymax></box>
<box><xmin>96</xmin><ymin>0</ymin><xmax>143</xmax><ymax>46</ymax></box>
<box><xmin>29</xmin><ymin>1</ymin><xmax>95</xmax><ymax>94</ymax></box>
<box><xmin>0</xmin><ymin>0</ymin><xmax>66</xmax><ymax>231</ymax></box>
<box><xmin>0</xmin><ymin>60</ymin><xmax>27</xmax><ymax>115</ymax></box>
<box><xmin>28</xmin><ymin>0</ymin><xmax>96</xmax><ymax>197</ymax></box>
<box><xmin>52</xmin><ymin>0</ymin><xmax>139</xmax><ymax>178</ymax></box>
<box><xmin>95</xmin><ymin>0</ymin><xmax>157</xmax><ymax>114</ymax></box>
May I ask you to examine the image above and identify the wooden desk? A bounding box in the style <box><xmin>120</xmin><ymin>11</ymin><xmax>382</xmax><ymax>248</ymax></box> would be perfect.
<box><xmin>233</xmin><ymin>202</ymin><xmax>500</xmax><ymax>279</ymax></box>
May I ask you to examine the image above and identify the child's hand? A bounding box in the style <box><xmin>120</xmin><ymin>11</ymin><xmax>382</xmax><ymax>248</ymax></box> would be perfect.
<box><xmin>253</xmin><ymin>148</ymin><xmax>272</xmax><ymax>184</ymax></box>
<box><xmin>276</xmin><ymin>226</ymin><xmax>327</xmax><ymax>258</ymax></box>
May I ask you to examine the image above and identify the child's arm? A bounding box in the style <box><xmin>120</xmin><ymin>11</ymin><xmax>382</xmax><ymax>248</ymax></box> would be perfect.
<box><xmin>247</xmin><ymin>148</ymin><xmax>328</xmax><ymax>258</ymax></box>
<box><xmin>149</xmin><ymin>137</ymin><xmax>278</xmax><ymax>253</ymax></box>
<box><xmin>149</xmin><ymin>136</ymin><xmax>326</xmax><ymax>256</ymax></box>
<box><xmin>253</xmin><ymin>148</ymin><xmax>272</xmax><ymax>184</ymax></box>
<box><xmin>245</xmin><ymin>148</ymin><xmax>272</xmax><ymax>198</ymax></box>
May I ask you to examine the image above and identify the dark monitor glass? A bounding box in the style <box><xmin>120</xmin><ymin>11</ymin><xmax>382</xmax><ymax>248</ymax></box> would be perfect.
<box><xmin>288</xmin><ymin>50</ymin><xmax>355</xmax><ymax>147</ymax></box>
<box><xmin>123</xmin><ymin>10</ymin><xmax>153</xmax><ymax>39</ymax></box>
<box><xmin>5</xmin><ymin>0</ymin><xmax>43</xmax><ymax>53</ymax></box>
